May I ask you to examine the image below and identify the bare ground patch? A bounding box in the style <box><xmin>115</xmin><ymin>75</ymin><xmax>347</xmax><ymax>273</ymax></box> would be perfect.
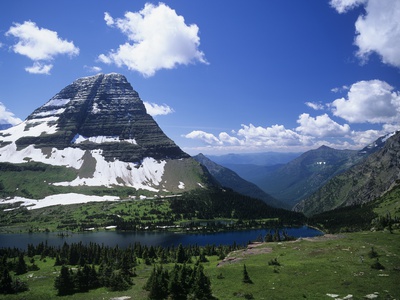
<box><xmin>217</xmin><ymin>242</ymin><xmax>273</xmax><ymax>267</ymax></box>
<box><xmin>216</xmin><ymin>234</ymin><xmax>344</xmax><ymax>267</ymax></box>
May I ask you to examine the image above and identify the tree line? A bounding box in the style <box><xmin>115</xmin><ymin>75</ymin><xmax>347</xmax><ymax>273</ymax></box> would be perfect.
<box><xmin>0</xmin><ymin>241</ymin><xmax>242</xmax><ymax>297</ymax></box>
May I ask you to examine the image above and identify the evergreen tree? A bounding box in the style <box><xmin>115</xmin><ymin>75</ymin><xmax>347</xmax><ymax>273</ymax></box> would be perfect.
<box><xmin>14</xmin><ymin>253</ymin><xmax>27</xmax><ymax>275</ymax></box>
<box><xmin>176</xmin><ymin>243</ymin><xmax>186</xmax><ymax>263</ymax></box>
<box><xmin>191</xmin><ymin>264</ymin><xmax>213</xmax><ymax>300</ymax></box>
<box><xmin>54</xmin><ymin>254</ymin><xmax>63</xmax><ymax>266</ymax></box>
<box><xmin>88</xmin><ymin>264</ymin><xmax>99</xmax><ymax>289</ymax></box>
<box><xmin>54</xmin><ymin>265</ymin><xmax>75</xmax><ymax>295</ymax></box>
<box><xmin>168</xmin><ymin>265</ymin><xmax>186</xmax><ymax>300</ymax></box>
<box><xmin>0</xmin><ymin>269</ymin><xmax>13</xmax><ymax>294</ymax></box>
<box><xmin>198</xmin><ymin>249</ymin><xmax>209</xmax><ymax>263</ymax></box>
<box><xmin>74</xmin><ymin>268</ymin><xmax>89</xmax><ymax>292</ymax></box>
<box><xmin>11</xmin><ymin>278</ymin><xmax>28</xmax><ymax>293</ymax></box>
<box><xmin>242</xmin><ymin>264</ymin><xmax>253</xmax><ymax>284</ymax></box>
<box><xmin>145</xmin><ymin>266</ymin><xmax>169</xmax><ymax>299</ymax></box>
<box><xmin>108</xmin><ymin>271</ymin><xmax>131</xmax><ymax>291</ymax></box>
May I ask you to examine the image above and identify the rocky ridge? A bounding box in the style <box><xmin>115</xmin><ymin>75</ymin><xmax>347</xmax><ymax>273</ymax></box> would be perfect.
<box><xmin>294</xmin><ymin>131</ymin><xmax>400</xmax><ymax>216</ymax></box>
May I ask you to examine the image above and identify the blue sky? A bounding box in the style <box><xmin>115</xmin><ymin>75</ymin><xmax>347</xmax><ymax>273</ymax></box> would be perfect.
<box><xmin>0</xmin><ymin>0</ymin><xmax>399</xmax><ymax>155</ymax></box>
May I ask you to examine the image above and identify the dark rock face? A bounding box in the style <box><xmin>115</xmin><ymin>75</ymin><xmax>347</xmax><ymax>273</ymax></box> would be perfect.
<box><xmin>16</xmin><ymin>73</ymin><xmax>189</xmax><ymax>162</ymax></box>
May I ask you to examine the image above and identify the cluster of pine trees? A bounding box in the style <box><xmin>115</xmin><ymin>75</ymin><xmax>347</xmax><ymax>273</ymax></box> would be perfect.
<box><xmin>0</xmin><ymin>241</ymin><xmax>242</xmax><ymax>297</ymax></box>
<box><xmin>144</xmin><ymin>262</ymin><xmax>215</xmax><ymax>300</ymax></box>
<box><xmin>0</xmin><ymin>253</ymin><xmax>30</xmax><ymax>294</ymax></box>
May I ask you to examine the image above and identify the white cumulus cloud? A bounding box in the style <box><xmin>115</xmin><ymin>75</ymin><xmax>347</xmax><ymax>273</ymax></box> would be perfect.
<box><xmin>185</xmin><ymin>124</ymin><xmax>311</xmax><ymax>152</ymax></box>
<box><xmin>355</xmin><ymin>0</ymin><xmax>400</xmax><ymax>68</ymax></box>
<box><xmin>144</xmin><ymin>102</ymin><xmax>174</xmax><ymax>116</ymax></box>
<box><xmin>184</xmin><ymin>130</ymin><xmax>222</xmax><ymax>145</ymax></box>
<box><xmin>330</xmin><ymin>0</ymin><xmax>367</xmax><ymax>13</ymax></box>
<box><xmin>84</xmin><ymin>65</ymin><xmax>102</xmax><ymax>73</ymax></box>
<box><xmin>25</xmin><ymin>62</ymin><xmax>53</xmax><ymax>74</ymax></box>
<box><xmin>99</xmin><ymin>3</ymin><xmax>207</xmax><ymax>77</ymax></box>
<box><xmin>296</xmin><ymin>113</ymin><xmax>350</xmax><ymax>137</ymax></box>
<box><xmin>331</xmin><ymin>80</ymin><xmax>400</xmax><ymax>123</ymax></box>
<box><xmin>305</xmin><ymin>102</ymin><xmax>325</xmax><ymax>110</ymax></box>
<box><xmin>0</xmin><ymin>102</ymin><xmax>22</xmax><ymax>125</ymax></box>
<box><xmin>331</xmin><ymin>0</ymin><xmax>400</xmax><ymax>69</ymax></box>
<box><xmin>5</xmin><ymin>20</ymin><xmax>79</xmax><ymax>74</ymax></box>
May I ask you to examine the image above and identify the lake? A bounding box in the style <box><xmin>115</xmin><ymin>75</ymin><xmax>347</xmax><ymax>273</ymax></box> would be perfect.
<box><xmin>0</xmin><ymin>226</ymin><xmax>322</xmax><ymax>249</ymax></box>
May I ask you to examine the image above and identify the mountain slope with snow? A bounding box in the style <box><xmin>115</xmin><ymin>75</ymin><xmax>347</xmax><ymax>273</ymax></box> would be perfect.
<box><xmin>0</xmin><ymin>74</ymin><xmax>212</xmax><ymax>208</ymax></box>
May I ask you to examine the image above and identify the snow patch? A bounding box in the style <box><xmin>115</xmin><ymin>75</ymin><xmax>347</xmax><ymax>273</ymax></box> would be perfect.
<box><xmin>53</xmin><ymin>155</ymin><xmax>166</xmax><ymax>191</ymax></box>
<box><xmin>382</xmin><ymin>131</ymin><xmax>396</xmax><ymax>143</ymax></box>
<box><xmin>71</xmin><ymin>134</ymin><xmax>137</xmax><ymax>145</ymax></box>
<box><xmin>0</xmin><ymin>118</ymin><xmax>59</xmax><ymax>143</ymax></box>
<box><xmin>44</xmin><ymin>98</ymin><xmax>71</xmax><ymax>107</ymax></box>
<box><xmin>178</xmin><ymin>181</ymin><xmax>185</xmax><ymax>189</ymax></box>
<box><xmin>92</xmin><ymin>102</ymin><xmax>100</xmax><ymax>114</ymax></box>
<box><xmin>1</xmin><ymin>193</ymin><xmax>119</xmax><ymax>210</ymax></box>
<box><xmin>0</xmin><ymin>144</ymin><xmax>85</xmax><ymax>169</ymax></box>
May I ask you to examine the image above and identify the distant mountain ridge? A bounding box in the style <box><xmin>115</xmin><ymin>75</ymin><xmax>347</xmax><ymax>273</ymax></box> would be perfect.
<box><xmin>255</xmin><ymin>145</ymin><xmax>362</xmax><ymax>208</ymax></box>
<box><xmin>193</xmin><ymin>153</ymin><xmax>288</xmax><ymax>209</ymax></box>
<box><xmin>208</xmin><ymin>152</ymin><xmax>301</xmax><ymax>166</ymax></box>
<box><xmin>294</xmin><ymin>131</ymin><xmax>400</xmax><ymax>216</ymax></box>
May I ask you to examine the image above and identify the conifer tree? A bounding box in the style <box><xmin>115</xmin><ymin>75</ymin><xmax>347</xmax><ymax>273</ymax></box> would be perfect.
<box><xmin>242</xmin><ymin>264</ymin><xmax>253</xmax><ymax>284</ymax></box>
<box><xmin>54</xmin><ymin>265</ymin><xmax>75</xmax><ymax>295</ymax></box>
<box><xmin>145</xmin><ymin>266</ymin><xmax>169</xmax><ymax>299</ymax></box>
<box><xmin>74</xmin><ymin>268</ymin><xmax>89</xmax><ymax>292</ymax></box>
<box><xmin>0</xmin><ymin>268</ymin><xmax>13</xmax><ymax>294</ymax></box>
<box><xmin>108</xmin><ymin>271</ymin><xmax>131</xmax><ymax>291</ymax></box>
<box><xmin>15</xmin><ymin>253</ymin><xmax>27</xmax><ymax>275</ymax></box>
<box><xmin>192</xmin><ymin>264</ymin><xmax>213</xmax><ymax>300</ymax></box>
<box><xmin>168</xmin><ymin>265</ymin><xmax>186</xmax><ymax>300</ymax></box>
<box><xmin>176</xmin><ymin>243</ymin><xmax>186</xmax><ymax>263</ymax></box>
<box><xmin>88</xmin><ymin>264</ymin><xmax>99</xmax><ymax>289</ymax></box>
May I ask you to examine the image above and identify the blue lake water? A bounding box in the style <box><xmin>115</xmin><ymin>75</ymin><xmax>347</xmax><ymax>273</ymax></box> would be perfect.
<box><xmin>0</xmin><ymin>226</ymin><xmax>322</xmax><ymax>249</ymax></box>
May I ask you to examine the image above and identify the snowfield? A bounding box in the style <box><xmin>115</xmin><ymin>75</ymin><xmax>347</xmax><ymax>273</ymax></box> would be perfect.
<box><xmin>1</xmin><ymin>118</ymin><xmax>59</xmax><ymax>140</ymax></box>
<box><xmin>1</xmin><ymin>193</ymin><xmax>120</xmax><ymax>210</ymax></box>
<box><xmin>0</xmin><ymin>118</ymin><xmax>169</xmax><ymax>191</ymax></box>
<box><xmin>53</xmin><ymin>155</ymin><xmax>167</xmax><ymax>191</ymax></box>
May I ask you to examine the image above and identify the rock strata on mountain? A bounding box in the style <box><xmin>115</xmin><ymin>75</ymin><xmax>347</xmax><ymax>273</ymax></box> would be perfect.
<box><xmin>0</xmin><ymin>73</ymin><xmax>211</xmax><ymax>202</ymax></box>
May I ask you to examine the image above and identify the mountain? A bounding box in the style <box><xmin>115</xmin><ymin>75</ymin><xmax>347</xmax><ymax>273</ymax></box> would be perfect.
<box><xmin>257</xmin><ymin>145</ymin><xmax>362</xmax><ymax>208</ymax></box>
<box><xmin>358</xmin><ymin>131</ymin><xmax>396</xmax><ymax>155</ymax></box>
<box><xmin>294</xmin><ymin>131</ymin><xmax>400</xmax><ymax>216</ymax></box>
<box><xmin>0</xmin><ymin>73</ymin><xmax>213</xmax><ymax>205</ymax></box>
<box><xmin>221</xmin><ymin>163</ymin><xmax>283</xmax><ymax>185</ymax></box>
<box><xmin>207</xmin><ymin>152</ymin><xmax>300</xmax><ymax>166</ymax></box>
<box><xmin>205</xmin><ymin>152</ymin><xmax>300</xmax><ymax>196</ymax></box>
<box><xmin>193</xmin><ymin>153</ymin><xmax>288</xmax><ymax>209</ymax></box>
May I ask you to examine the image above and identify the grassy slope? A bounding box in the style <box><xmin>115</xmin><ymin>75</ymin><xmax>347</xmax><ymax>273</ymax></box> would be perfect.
<box><xmin>1</xmin><ymin>230</ymin><xmax>399</xmax><ymax>299</ymax></box>
<box><xmin>373</xmin><ymin>185</ymin><xmax>400</xmax><ymax>218</ymax></box>
<box><xmin>0</xmin><ymin>199</ymin><xmax>173</xmax><ymax>233</ymax></box>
